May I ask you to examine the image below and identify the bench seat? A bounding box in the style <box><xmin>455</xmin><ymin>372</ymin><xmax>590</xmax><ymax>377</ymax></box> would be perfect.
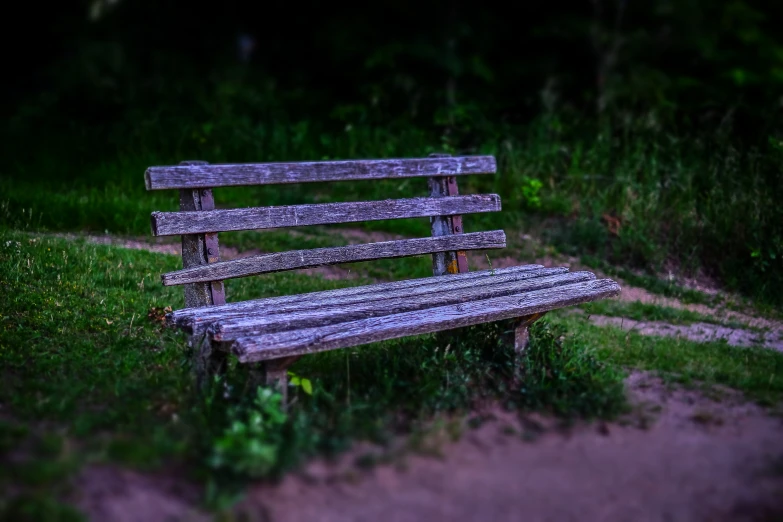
<box><xmin>170</xmin><ymin>265</ymin><xmax>619</xmax><ymax>362</ymax></box>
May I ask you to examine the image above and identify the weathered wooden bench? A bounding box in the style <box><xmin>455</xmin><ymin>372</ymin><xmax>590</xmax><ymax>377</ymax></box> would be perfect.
<box><xmin>146</xmin><ymin>155</ymin><xmax>620</xmax><ymax>398</ymax></box>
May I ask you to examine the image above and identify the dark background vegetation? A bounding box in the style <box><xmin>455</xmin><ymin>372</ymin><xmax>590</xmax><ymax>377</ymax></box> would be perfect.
<box><xmin>2</xmin><ymin>0</ymin><xmax>782</xmax><ymax>304</ymax></box>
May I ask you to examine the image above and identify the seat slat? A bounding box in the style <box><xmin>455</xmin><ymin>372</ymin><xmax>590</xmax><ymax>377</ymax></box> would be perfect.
<box><xmin>161</xmin><ymin>230</ymin><xmax>506</xmax><ymax>286</ymax></box>
<box><xmin>210</xmin><ymin>271</ymin><xmax>595</xmax><ymax>341</ymax></box>
<box><xmin>181</xmin><ymin>266</ymin><xmax>568</xmax><ymax>334</ymax></box>
<box><xmin>151</xmin><ymin>195</ymin><xmax>501</xmax><ymax>236</ymax></box>
<box><xmin>170</xmin><ymin>264</ymin><xmax>546</xmax><ymax>331</ymax></box>
<box><xmin>230</xmin><ymin>278</ymin><xmax>622</xmax><ymax>362</ymax></box>
<box><xmin>145</xmin><ymin>156</ymin><xmax>496</xmax><ymax>190</ymax></box>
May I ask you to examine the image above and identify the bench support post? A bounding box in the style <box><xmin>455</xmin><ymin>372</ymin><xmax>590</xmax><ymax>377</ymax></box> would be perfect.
<box><xmin>428</xmin><ymin>152</ymin><xmax>470</xmax><ymax>347</ymax></box>
<box><xmin>195</xmin><ymin>334</ymin><xmax>228</xmax><ymax>390</ymax></box>
<box><xmin>513</xmin><ymin>312</ymin><xmax>546</xmax><ymax>353</ymax></box>
<box><xmin>178</xmin><ymin>160</ymin><xmax>227</xmax><ymax>392</ymax></box>
<box><xmin>428</xmin><ymin>153</ymin><xmax>469</xmax><ymax>276</ymax></box>
<box><xmin>248</xmin><ymin>356</ymin><xmax>301</xmax><ymax>408</ymax></box>
<box><xmin>511</xmin><ymin>312</ymin><xmax>546</xmax><ymax>386</ymax></box>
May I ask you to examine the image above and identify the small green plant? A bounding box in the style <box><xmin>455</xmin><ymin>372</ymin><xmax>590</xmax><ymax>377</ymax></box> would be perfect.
<box><xmin>750</xmin><ymin>242</ymin><xmax>781</xmax><ymax>274</ymax></box>
<box><xmin>485</xmin><ymin>253</ymin><xmax>495</xmax><ymax>275</ymax></box>
<box><xmin>519</xmin><ymin>176</ymin><xmax>543</xmax><ymax>209</ymax></box>
<box><xmin>288</xmin><ymin>371</ymin><xmax>313</xmax><ymax>395</ymax></box>
<box><xmin>209</xmin><ymin>387</ymin><xmax>287</xmax><ymax>478</ymax></box>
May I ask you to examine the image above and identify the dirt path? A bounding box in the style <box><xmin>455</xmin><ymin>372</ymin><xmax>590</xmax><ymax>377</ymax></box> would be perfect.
<box><xmin>72</xmin><ymin>466</ymin><xmax>209</xmax><ymax>522</ymax></box>
<box><xmin>72</xmin><ymin>373</ymin><xmax>783</xmax><ymax>522</ymax></box>
<box><xmin>589</xmin><ymin>314</ymin><xmax>783</xmax><ymax>352</ymax></box>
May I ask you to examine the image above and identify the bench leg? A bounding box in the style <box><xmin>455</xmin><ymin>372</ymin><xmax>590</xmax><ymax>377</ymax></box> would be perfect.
<box><xmin>513</xmin><ymin>312</ymin><xmax>546</xmax><ymax>354</ymax></box>
<box><xmin>193</xmin><ymin>334</ymin><xmax>228</xmax><ymax>392</ymax></box>
<box><xmin>248</xmin><ymin>356</ymin><xmax>301</xmax><ymax>408</ymax></box>
<box><xmin>511</xmin><ymin>312</ymin><xmax>545</xmax><ymax>386</ymax></box>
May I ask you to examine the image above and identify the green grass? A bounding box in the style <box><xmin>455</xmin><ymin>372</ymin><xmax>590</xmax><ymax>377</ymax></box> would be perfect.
<box><xmin>578</xmin><ymin>299</ymin><xmax>756</xmax><ymax>332</ymax></box>
<box><xmin>0</xmin><ymin>229</ymin><xmax>627</xmax><ymax>515</ymax></box>
<box><xmin>552</xmin><ymin>311</ymin><xmax>783</xmax><ymax>406</ymax></box>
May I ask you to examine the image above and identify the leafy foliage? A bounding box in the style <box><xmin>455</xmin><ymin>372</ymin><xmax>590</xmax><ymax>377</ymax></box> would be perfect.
<box><xmin>209</xmin><ymin>388</ymin><xmax>287</xmax><ymax>478</ymax></box>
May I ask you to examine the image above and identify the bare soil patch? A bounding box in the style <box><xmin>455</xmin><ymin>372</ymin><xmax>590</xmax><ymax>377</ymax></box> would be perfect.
<box><xmin>69</xmin><ymin>372</ymin><xmax>783</xmax><ymax>522</ymax></box>
<box><xmin>71</xmin><ymin>465</ymin><xmax>209</xmax><ymax>522</ymax></box>
<box><xmin>236</xmin><ymin>372</ymin><xmax>783</xmax><ymax>522</ymax></box>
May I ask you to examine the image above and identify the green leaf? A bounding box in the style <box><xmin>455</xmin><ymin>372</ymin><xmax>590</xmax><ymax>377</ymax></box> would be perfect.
<box><xmin>301</xmin><ymin>379</ymin><xmax>313</xmax><ymax>396</ymax></box>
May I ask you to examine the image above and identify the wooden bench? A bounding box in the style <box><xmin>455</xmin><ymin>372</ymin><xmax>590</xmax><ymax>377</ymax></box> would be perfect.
<box><xmin>146</xmin><ymin>155</ymin><xmax>620</xmax><ymax>398</ymax></box>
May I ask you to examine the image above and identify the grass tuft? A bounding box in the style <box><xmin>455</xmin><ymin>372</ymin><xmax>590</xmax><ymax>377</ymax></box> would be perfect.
<box><xmin>518</xmin><ymin>321</ymin><xmax>628</xmax><ymax>419</ymax></box>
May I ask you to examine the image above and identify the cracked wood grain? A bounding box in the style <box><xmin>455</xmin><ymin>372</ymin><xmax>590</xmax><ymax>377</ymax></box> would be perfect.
<box><xmin>169</xmin><ymin>264</ymin><xmax>547</xmax><ymax>331</ymax></box>
<box><xmin>182</xmin><ymin>266</ymin><xmax>567</xmax><ymax>335</ymax></box>
<box><xmin>161</xmin><ymin>230</ymin><xmax>506</xmax><ymax>286</ymax></box>
<box><xmin>209</xmin><ymin>272</ymin><xmax>596</xmax><ymax>341</ymax></box>
<box><xmin>229</xmin><ymin>278</ymin><xmax>622</xmax><ymax>362</ymax></box>
<box><xmin>146</xmin><ymin>156</ymin><xmax>497</xmax><ymax>190</ymax></box>
<box><xmin>151</xmin><ymin>195</ymin><xmax>501</xmax><ymax>236</ymax></box>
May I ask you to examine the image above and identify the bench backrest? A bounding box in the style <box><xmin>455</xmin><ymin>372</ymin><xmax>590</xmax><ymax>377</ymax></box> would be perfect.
<box><xmin>145</xmin><ymin>155</ymin><xmax>503</xmax><ymax>308</ymax></box>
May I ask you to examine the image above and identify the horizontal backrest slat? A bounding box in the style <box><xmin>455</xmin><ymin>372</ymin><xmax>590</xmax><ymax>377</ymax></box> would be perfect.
<box><xmin>161</xmin><ymin>230</ymin><xmax>506</xmax><ymax>286</ymax></box>
<box><xmin>151</xmin><ymin>195</ymin><xmax>501</xmax><ymax>236</ymax></box>
<box><xmin>145</xmin><ymin>156</ymin><xmax>496</xmax><ymax>190</ymax></box>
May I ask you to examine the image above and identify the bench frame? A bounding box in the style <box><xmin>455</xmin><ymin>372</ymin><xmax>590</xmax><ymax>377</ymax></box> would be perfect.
<box><xmin>174</xmin><ymin>160</ymin><xmax>229</xmax><ymax>389</ymax></box>
<box><xmin>149</xmin><ymin>154</ymin><xmax>618</xmax><ymax>400</ymax></box>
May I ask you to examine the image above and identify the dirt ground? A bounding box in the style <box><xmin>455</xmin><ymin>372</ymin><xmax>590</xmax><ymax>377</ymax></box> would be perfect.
<box><xmin>73</xmin><ymin>372</ymin><xmax>783</xmax><ymax>522</ymax></box>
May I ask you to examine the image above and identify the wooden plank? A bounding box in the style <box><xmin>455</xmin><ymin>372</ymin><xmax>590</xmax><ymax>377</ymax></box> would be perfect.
<box><xmin>210</xmin><ymin>272</ymin><xmax>596</xmax><ymax>341</ymax></box>
<box><xmin>446</xmin><ymin>175</ymin><xmax>470</xmax><ymax>274</ymax></box>
<box><xmin>428</xmin><ymin>153</ymin><xmax>458</xmax><ymax>276</ymax></box>
<box><xmin>181</xmin><ymin>266</ymin><xmax>569</xmax><ymax>334</ymax></box>
<box><xmin>198</xmin><ymin>190</ymin><xmax>226</xmax><ymax>305</ymax></box>
<box><xmin>169</xmin><ymin>264</ymin><xmax>546</xmax><ymax>328</ymax></box>
<box><xmin>428</xmin><ymin>174</ymin><xmax>458</xmax><ymax>276</ymax></box>
<box><xmin>178</xmin><ymin>162</ymin><xmax>215</xmax><ymax>308</ymax></box>
<box><xmin>229</xmin><ymin>278</ymin><xmax>622</xmax><ymax>362</ymax></box>
<box><xmin>514</xmin><ymin>312</ymin><xmax>547</xmax><ymax>353</ymax></box>
<box><xmin>145</xmin><ymin>155</ymin><xmax>497</xmax><ymax>190</ymax></box>
<box><xmin>151</xmin><ymin>195</ymin><xmax>501</xmax><ymax>236</ymax></box>
<box><xmin>161</xmin><ymin>230</ymin><xmax>506</xmax><ymax>286</ymax></box>
<box><xmin>176</xmin><ymin>161</ymin><xmax>226</xmax><ymax>389</ymax></box>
